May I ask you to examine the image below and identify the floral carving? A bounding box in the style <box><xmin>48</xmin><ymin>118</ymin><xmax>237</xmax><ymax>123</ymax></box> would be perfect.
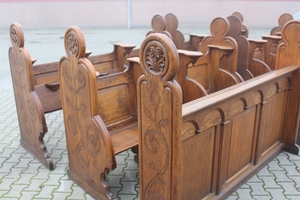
<box><xmin>143</xmin><ymin>86</ymin><xmax>169</xmax><ymax>198</ymax></box>
<box><xmin>87</xmin><ymin>127</ymin><xmax>100</xmax><ymax>153</ymax></box>
<box><xmin>146</xmin><ymin>46</ymin><xmax>165</xmax><ymax>73</ymax></box>
<box><xmin>11</xmin><ymin>27</ymin><xmax>18</xmax><ymax>46</ymax></box>
<box><xmin>67</xmin><ymin>32</ymin><xmax>78</xmax><ymax>56</ymax></box>
<box><xmin>68</xmin><ymin>116</ymin><xmax>79</xmax><ymax>136</ymax></box>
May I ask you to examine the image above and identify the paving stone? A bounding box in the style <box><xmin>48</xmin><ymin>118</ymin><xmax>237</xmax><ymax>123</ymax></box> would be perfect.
<box><xmin>109</xmin><ymin>175</ymin><xmax>123</xmax><ymax>187</ymax></box>
<box><xmin>19</xmin><ymin>191</ymin><xmax>37</xmax><ymax>200</ymax></box>
<box><xmin>119</xmin><ymin>181</ymin><xmax>138</xmax><ymax>195</ymax></box>
<box><xmin>34</xmin><ymin>185</ymin><xmax>57</xmax><ymax>199</ymax></box>
<box><xmin>277</xmin><ymin>154</ymin><xmax>295</xmax><ymax>166</ymax></box>
<box><xmin>290</xmin><ymin>176</ymin><xmax>300</xmax><ymax>189</ymax></box>
<box><xmin>0</xmin><ymin>178</ymin><xmax>18</xmax><ymax>190</ymax></box>
<box><xmin>55</xmin><ymin>179</ymin><xmax>73</xmax><ymax>193</ymax></box>
<box><xmin>283</xmin><ymin>165</ymin><xmax>300</xmax><ymax>176</ymax></box>
<box><xmin>109</xmin><ymin>164</ymin><xmax>126</xmax><ymax>176</ymax></box>
<box><xmin>3</xmin><ymin>184</ymin><xmax>28</xmax><ymax>198</ymax></box>
<box><xmin>257</xmin><ymin>166</ymin><xmax>273</xmax><ymax>176</ymax></box>
<box><xmin>14</xmin><ymin>157</ymin><xmax>34</xmax><ymax>168</ymax></box>
<box><xmin>239</xmin><ymin>183</ymin><xmax>250</xmax><ymax>189</ymax></box>
<box><xmin>286</xmin><ymin>195</ymin><xmax>300</xmax><ymax>200</ymax></box>
<box><xmin>259</xmin><ymin>176</ymin><xmax>281</xmax><ymax>189</ymax></box>
<box><xmin>44</xmin><ymin>173</ymin><xmax>62</xmax><ymax>186</ymax></box>
<box><xmin>279</xmin><ymin>182</ymin><xmax>300</xmax><ymax>195</ymax></box>
<box><xmin>247</xmin><ymin>182</ymin><xmax>270</xmax><ymax>195</ymax></box>
<box><xmin>15</xmin><ymin>173</ymin><xmax>35</xmax><ymax>184</ymax></box>
<box><xmin>225</xmin><ymin>195</ymin><xmax>238</xmax><ymax>200</ymax></box>
<box><xmin>118</xmin><ymin>194</ymin><xmax>138</xmax><ymax>200</ymax></box>
<box><xmin>52</xmin><ymin>192</ymin><xmax>70</xmax><ymax>199</ymax></box>
<box><xmin>33</xmin><ymin>167</ymin><xmax>50</xmax><ymax>179</ymax></box>
<box><xmin>122</xmin><ymin>170</ymin><xmax>139</xmax><ymax>182</ymax></box>
<box><xmin>271</xmin><ymin>170</ymin><xmax>293</xmax><ymax>182</ymax></box>
<box><xmin>4</xmin><ymin>167</ymin><xmax>27</xmax><ymax>179</ymax></box>
<box><xmin>265</xmin><ymin>188</ymin><xmax>289</xmax><ymax>200</ymax></box>
<box><xmin>3</xmin><ymin>152</ymin><xmax>23</xmax><ymax>163</ymax></box>
<box><xmin>287</xmin><ymin>152</ymin><xmax>300</xmax><ymax>161</ymax></box>
<box><xmin>252</xmin><ymin>195</ymin><xmax>272</xmax><ymax>200</ymax></box>
<box><xmin>68</xmin><ymin>186</ymin><xmax>86</xmax><ymax>199</ymax></box>
<box><xmin>268</xmin><ymin>159</ymin><xmax>284</xmax><ymax>171</ymax></box>
<box><xmin>235</xmin><ymin>188</ymin><xmax>256</xmax><ymax>199</ymax></box>
<box><xmin>248</xmin><ymin>174</ymin><xmax>264</xmax><ymax>183</ymax></box>
<box><xmin>23</xmin><ymin>179</ymin><xmax>47</xmax><ymax>191</ymax></box>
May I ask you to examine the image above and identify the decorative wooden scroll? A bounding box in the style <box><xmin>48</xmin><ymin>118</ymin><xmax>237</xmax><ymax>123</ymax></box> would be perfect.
<box><xmin>138</xmin><ymin>33</ymin><xmax>182</xmax><ymax>200</ymax></box>
<box><xmin>59</xmin><ymin>26</ymin><xmax>116</xmax><ymax>200</ymax></box>
<box><xmin>9</xmin><ymin>23</ymin><xmax>53</xmax><ymax>170</ymax></box>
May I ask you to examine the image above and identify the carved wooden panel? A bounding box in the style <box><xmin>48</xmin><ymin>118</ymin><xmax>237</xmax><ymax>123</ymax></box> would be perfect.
<box><xmin>9</xmin><ymin>23</ymin><xmax>53</xmax><ymax>170</ymax></box>
<box><xmin>138</xmin><ymin>33</ymin><xmax>182</xmax><ymax>200</ymax></box>
<box><xmin>59</xmin><ymin>26</ymin><xmax>116</xmax><ymax>200</ymax></box>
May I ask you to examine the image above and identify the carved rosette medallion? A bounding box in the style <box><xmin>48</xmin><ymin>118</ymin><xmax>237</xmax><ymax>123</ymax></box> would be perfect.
<box><xmin>146</xmin><ymin>45</ymin><xmax>165</xmax><ymax>74</ymax></box>
<box><xmin>66</xmin><ymin>31</ymin><xmax>79</xmax><ymax>57</ymax></box>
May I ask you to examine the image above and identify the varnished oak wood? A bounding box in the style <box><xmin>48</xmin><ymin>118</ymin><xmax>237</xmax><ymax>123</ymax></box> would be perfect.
<box><xmin>138</xmin><ymin>20</ymin><xmax>300</xmax><ymax>199</ymax></box>
<box><xmin>59</xmin><ymin>26</ymin><xmax>140</xmax><ymax>200</ymax></box>
<box><xmin>9</xmin><ymin>23</ymin><xmax>137</xmax><ymax>170</ymax></box>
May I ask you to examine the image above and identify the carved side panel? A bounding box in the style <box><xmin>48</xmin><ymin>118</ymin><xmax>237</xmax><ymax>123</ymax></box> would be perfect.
<box><xmin>138</xmin><ymin>33</ymin><xmax>182</xmax><ymax>200</ymax></box>
<box><xmin>59</xmin><ymin>26</ymin><xmax>116</xmax><ymax>200</ymax></box>
<box><xmin>8</xmin><ymin>23</ymin><xmax>53</xmax><ymax>170</ymax></box>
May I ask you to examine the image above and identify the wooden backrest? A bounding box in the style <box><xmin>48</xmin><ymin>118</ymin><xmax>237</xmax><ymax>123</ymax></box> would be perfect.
<box><xmin>227</xmin><ymin>14</ymin><xmax>254</xmax><ymax>80</ymax></box>
<box><xmin>189</xmin><ymin>17</ymin><xmax>243</xmax><ymax>94</ymax></box>
<box><xmin>232</xmin><ymin>11</ymin><xmax>249</xmax><ymax>37</ymax></box>
<box><xmin>276</xmin><ymin>20</ymin><xmax>300</xmax><ymax>69</ymax></box>
<box><xmin>270</xmin><ymin>13</ymin><xmax>294</xmax><ymax>36</ymax></box>
<box><xmin>147</xmin><ymin>13</ymin><xmax>203</xmax><ymax>51</ymax></box>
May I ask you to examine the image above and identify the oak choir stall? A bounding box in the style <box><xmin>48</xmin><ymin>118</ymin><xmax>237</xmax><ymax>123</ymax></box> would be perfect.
<box><xmin>9</xmin><ymin>12</ymin><xmax>300</xmax><ymax>200</ymax></box>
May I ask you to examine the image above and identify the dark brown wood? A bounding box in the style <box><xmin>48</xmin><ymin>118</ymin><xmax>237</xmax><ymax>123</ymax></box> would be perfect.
<box><xmin>9</xmin><ymin>23</ymin><xmax>137</xmax><ymax>170</ymax></box>
<box><xmin>59</xmin><ymin>26</ymin><xmax>140</xmax><ymax>200</ymax></box>
<box><xmin>138</xmin><ymin>20</ymin><xmax>300</xmax><ymax>199</ymax></box>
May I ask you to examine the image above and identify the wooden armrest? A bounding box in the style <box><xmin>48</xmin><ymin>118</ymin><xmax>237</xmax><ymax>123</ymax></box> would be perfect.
<box><xmin>31</xmin><ymin>58</ymin><xmax>37</xmax><ymax>65</ymax></box>
<box><xmin>207</xmin><ymin>44</ymin><xmax>234</xmax><ymax>51</ymax></box>
<box><xmin>261</xmin><ymin>35</ymin><xmax>281</xmax><ymax>40</ymax></box>
<box><xmin>45</xmin><ymin>81</ymin><xmax>60</xmax><ymax>92</ymax></box>
<box><xmin>113</xmin><ymin>42</ymin><xmax>136</xmax><ymax>53</ymax></box>
<box><xmin>95</xmin><ymin>71</ymin><xmax>109</xmax><ymax>78</ymax></box>
<box><xmin>188</xmin><ymin>33</ymin><xmax>207</xmax><ymax>38</ymax></box>
<box><xmin>127</xmin><ymin>57</ymin><xmax>140</xmax><ymax>63</ymax></box>
<box><xmin>85</xmin><ymin>50</ymin><xmax>92</xmax><ymax>58</ymax></box>
<box><xmin>178</xmin><ymin>50</ymin><xmax>202</xmax><ymax>63</ymax></box>
<box><xmin>248</xmin><ymin>39</ymin><xmax>267</xmax><ymax>45</ymax></box>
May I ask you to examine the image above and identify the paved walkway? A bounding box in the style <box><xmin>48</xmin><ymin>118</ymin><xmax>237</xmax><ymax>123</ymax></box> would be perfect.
<box><xmin>0</xmin><ymin>27</ymin><xmax>300</xmax><ymax>200</ymax></box>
